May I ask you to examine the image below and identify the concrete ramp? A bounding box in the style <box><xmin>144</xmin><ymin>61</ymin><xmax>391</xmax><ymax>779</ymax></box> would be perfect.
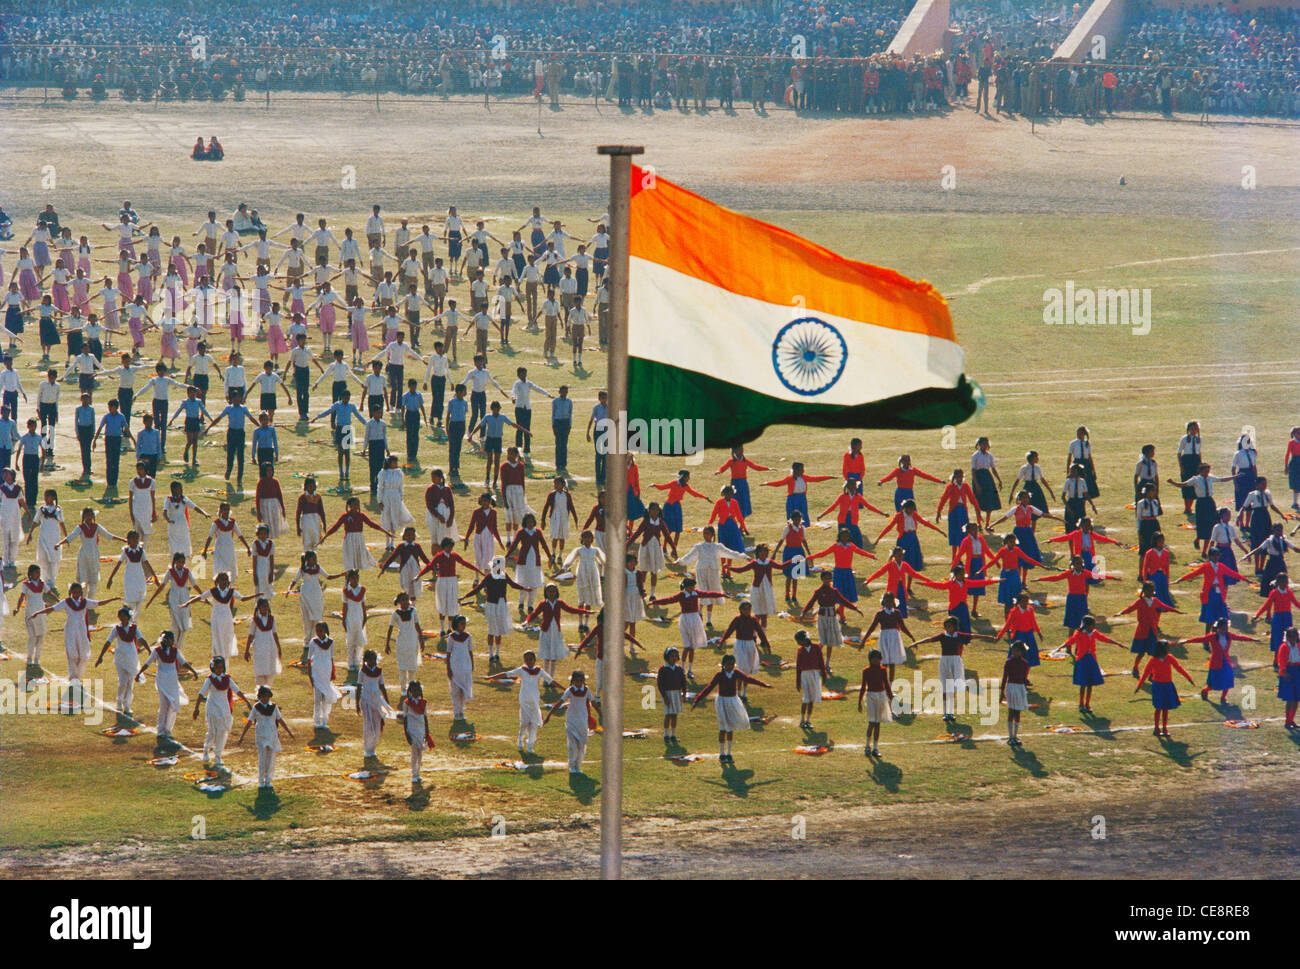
<box><xmin>1054</xmin><ymin>0</ymin><xmax>1128</xmax><ymax>63</ymax></box>
<box><xmin>888</xmin><ymin>0</ymin><xmax>952</xmax><ymax>58</ymax></box>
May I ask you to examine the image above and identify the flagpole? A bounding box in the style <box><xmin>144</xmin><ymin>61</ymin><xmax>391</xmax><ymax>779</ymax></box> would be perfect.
<box><xmin>596</xmin><ymin>143</ymin><xmax>642</xmax><ymax>881</ymax></box>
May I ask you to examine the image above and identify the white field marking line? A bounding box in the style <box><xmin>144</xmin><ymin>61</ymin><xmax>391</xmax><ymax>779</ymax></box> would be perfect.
<box><xmin>988</xmin><ymin>378</ymin><xmax>1300</xmax><ymax>401</ymax></box>
<box><xmin>974</xmin><ymin>358</ymin><xmax>1300</xmax><ymax>380</ymax></box>
<box><xmin>977</xmin><ymin>368</ymin><xmax>1300</xmax><ymax>390</ymax></box>
<box><xmin>944</xmin><ymin>247</ymin><xmax>1300</xmax><ymax>299</ymax></box>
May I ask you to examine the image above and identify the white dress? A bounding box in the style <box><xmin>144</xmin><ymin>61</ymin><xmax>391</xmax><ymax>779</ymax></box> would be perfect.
<box><xmin>204</xmin><ymin>587</ymin><xmax>242</xmax><ymax>659</ymax></box>
<box><xmin>309</xmin><ymin>637</ymin><xmax>342</xmax><ymax>703</ymax></box>
<box><xmin>166</xmin><ymin>568</ymin><xmax>194</xmax><ymax>632</ymax></box>
<box><xmin>295</xmin><ymin>567</ymin><xmax>326</xmax><ymax>636</ymax></box>
<box><xmin>252</xmin><ymin>541</ymin><xmax>275</xmax><ymax>598</ymax></box>
<box><xmin>72</xmin><ymin>525</ymin><xmax>105</xmax><ymax>589</ymax></box>
<box><xmin>208</xmin><ymin>518</ymin><xmax>241</xmax><ymax>578</ymax></box>
<box><xmin>251</xmin><ymin>703</ymin><xmax>282</xmax><ymax>753</ymax></box>
<box><xmin>118</xmin><ymin>546</ymin><xmax>148</xmax><ymax>604</ymax></box>
<box><xmin>250</xmin><ymin>613</ymin><xmax>282</xmax><ymax>677</ymax></box>
<box><xmin>377</xmin><ymin>468</ymin><xmax>414</xmax><ymax>535</ymax></box>
<box><xmin>258</xmin><ymin>496</ymin><xmax>288</xmax><ymax>539</ymax></box>
<box><xmin>35</xmin><ymin>506</ymin><xmax>64</xmax><ymax>581</ymax></box>
<box><xmin>342</xmin><ymin>530</ymin><xmax>378</xmax><ymax>571</ymax></box>
<box><xmin>343</xmin><ymin>587</ymin><xmax>368</xmax><ymax>648</ymax></box>
<box><xmin>564</xmin><ymin>544</ymin><xmax>605</xmax><ymax>607</ymax></box>
<box><xmin>508</xmin><ymin>665</ymin><xmax>550</xmax><ymax>728</ymax></box>
<box><xmin>396</xmin><ymin>545</ymin><xmax>424</xmax><ymax>601</ymax></box>
<box><xmin>163</xmin><ymin>497</ymin><xmax>196</xmax><ymax>555</ymax></box>
<box><xmin>447</xmin><ymin>630</ymin><xmax>474</xmax><ymax>701</ymax></box>
<box><xmin>152</xmin><ymin>646</ymin><xmax>189</xmax><ymax>709</ymax></box>
<box><xmin>199</xmin><ymin>674</ymin><xmax>238</xmax><ymax>741</ymax></box>
<box><xmin>390</xmin><ymin>608</ymin><xmax>422</xmax><ymax>672</ymax></box>
<box><xmin>128</xmin><ymin>477</ymin><xmax>155</xmax><ymax>539</ymax></box>
<box><xmin>624</xmin><ymin>570</ymin><xmax>646</xmax><ymax>622</ymax></box>
<box><xmin>548</xmin><ymin>490</ymin><xmax>571</xmax><ymax>540</ymax></box>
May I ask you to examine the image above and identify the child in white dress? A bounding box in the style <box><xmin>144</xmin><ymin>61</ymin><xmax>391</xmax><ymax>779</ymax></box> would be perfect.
<box><xmin>488</xmin><ymin>649</ymin><xmax>554</xmax><ymax>755</ymax></box>
<box><xmin>384</xmin><ymin>592</ymin><xmax>425</xmax><ymax>692</ymax></box>
<box><xmin>356</xmin><ymin>650</ymin><xmax>392</xmax><ymax>759</ymax></box>
<box><xmin>238</xmin><ymin>686</ymin><xmax>293</xmax><ymax>790</ymax></box>
<box><xmin>93</xmin><ymin>607</ymin><xmax>148</xmax><ymax>716</ymax></box>
<box><xmin>544</xmin><ymin>669</ymin><xmax>600</xmax><ymax>774</ymax></box>
<box><xmin>186</xmin><ymin>573</ymin><xmax>244</xmax><ymax>660</ymax></box>
<box><xmin>307</xmin><ymin>622</ymin><xmax>342</xmax><ymax>730</ymax></box>
<box><xmin>399</xmin><ymin>680</ymin><xmax>434</xmax><ymax>787</ymax></box>
<box><xmin>193</xmin><ymin>656</ymin><xmax>250</xmax><ymax>770</ymax></box>
<box><xmin>104</xmin><ymin>531</ymin><xmax>157</xmax><ymax>617</ymax></box>
<box><xmin>244</xmin><ymin>597</ymin><xmax>283</xmax><ymax>687</ymax></box>
<box><xmin>137</xmin><ymin>630</ymin><xmax>198</xmax><ymax>742</ymax></box>
<box><xmin>29</xmin><ymin>491</ymin><xmax>66</xmax><ymax>588</ymax></box>
<box><xmin>562</xmin><ymin>531</ymin><xmax>605</xmax><ymax>622</ymax></box>
<box><xmin>445</xmin><ymin>615</ymin><xmax>475</xmax><ymax>721</ymax></box>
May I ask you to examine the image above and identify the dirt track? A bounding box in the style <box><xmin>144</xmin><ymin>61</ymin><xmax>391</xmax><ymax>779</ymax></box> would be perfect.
<box><xmin>7</xmin><ymin>766</ymin><xmax>1298</xmax><ymax>878</ymax></box>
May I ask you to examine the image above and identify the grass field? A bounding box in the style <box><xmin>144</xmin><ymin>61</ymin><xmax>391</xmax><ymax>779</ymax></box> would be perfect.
<box><xmin>2</xmin><ymin>96</ymin><xmax>1299</xmax><ymax>876</ymax></box>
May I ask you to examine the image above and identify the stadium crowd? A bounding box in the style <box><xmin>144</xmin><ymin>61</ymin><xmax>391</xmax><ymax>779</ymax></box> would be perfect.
<box><xmin>0</xmin><ymin>0</ymin><xmax>1296</xmax><ymax>118</ymax></box>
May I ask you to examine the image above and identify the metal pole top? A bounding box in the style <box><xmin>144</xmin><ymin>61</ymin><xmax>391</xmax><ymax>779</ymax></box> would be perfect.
<box><xmin>597</xmin><ymin>145</ymin><xmax>646</xmax><ymax>156</ymax></box>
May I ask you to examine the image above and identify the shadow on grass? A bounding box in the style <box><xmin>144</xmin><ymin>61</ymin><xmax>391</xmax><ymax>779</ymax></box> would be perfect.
<box><xmin>1011</xmin><ymin>745</ymin><xmax>1048</xmax><ymax>777</ymax></box>
<box><xmin>567</xmin><ymin>770</ymin><xmax>599</xmax><ymax>804</ymax></box>
<box><xmin>703</xmin><ymin>765</ymin><xmax>778</xmax><ymax>798</ymax></box>
<box><xmin>867</xmin><ymin>757</ymin><xmax>903</xmax><ymax>792</ymax></box>
<box><xmin>246</xmin><ymin>787</ymin><xmax>282</xmax><ymax>818</ymax></box>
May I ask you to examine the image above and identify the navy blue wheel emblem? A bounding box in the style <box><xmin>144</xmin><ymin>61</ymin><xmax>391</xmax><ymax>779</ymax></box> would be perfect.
<box><xmin>772</xmin><ymin>317</ymin><xmax>848</xmax><ymax>396</ymax></box>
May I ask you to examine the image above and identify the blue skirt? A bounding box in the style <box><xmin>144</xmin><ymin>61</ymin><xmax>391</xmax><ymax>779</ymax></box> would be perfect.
<box><xmin>1270</xmin><ymin>611</ymin><xmax>1293</xmax><ymax>650</ymax></box>
<box><xmin>968</xmin><ymin>555</ymin><xmax>986</xmax><ymax>598</ymax></box>
<box><xmin>1278</xmin><ymin>665</ymin><xmax>1300</xmax><ymax>702</ymax></box>
<box><xmin>972</xmin><ymin>468</ymin><xmax>1000</xmax><ymax>512</ymax></box>
<box><xmin>717</xmin><ymin>519</ymin><xmax>744</xmax><ymax>555</ymax></box>
<box><xmin>1215</xmin><ymin>544</ymin><xmax>1239</xmax><ymax>585</ymax></box>
<box><xmin>1130</xmin><ymin>633</ymin><xmax>1158</xmax><ymax>656</ymax></box>
<box><xmin>1063</xmin><ymin>592</ymin><xmax>1087</xmax><ymax>630</ymax></box>
<box><xmin>1206</xmin><ymin>664</ymin><xmax>1234</xmax><ymax>691</ymax></box>
<box><xmin>1247</xmin><ymin>506</ymin><xmax>1272</xmax><ymax>549</ymax></box>
<box><xmin>1261</xmin><ymin>556</ymin><xmax>1285</xmax><ymax>598</ymax></box>
<box><xmin>892</xmin><ymin>486</ymin><xmax>913</xmax><ymax>511</ymax></box>
<box><xmin>786</xmin><ymin>493</ymin><xmax>810</xmax><ymax>525</ymax></box>
<box><xmin>730</xmin><ymin>477</ymin><xmax>752</xmax><ymax>517</ymax></box>
<box><xmin>1072</xmin><ymin>652</ymin><xmax>1104</xmax><ymax>687</ymax></box>
<box><xmin>832</xmin><ymin>566</ymin><xmax>857</xmax><ymax>604</ymax></box>
<box><xmin>781</xmin><ymin>544</ymin><xmax>802</xmax><ymax>578</ymax></box>
<box><xmin>1233</xmin><ymin>469</ymin><xmax>1257</xmax><ymax>511</ymax></box>
<box><xmin>662</xmin><ymin>500</ymin><xmax>683</xmax><ymax>534</ymax></box>
<box><xmin>1150</xmin><ymin>680</ymin><xmax>1180</xmax><ymax>710</ymax></box>
<box><xmin>1198</xmin><ymin>590</ymin><xmax>1228</xmax><ymax>625</ymax></box>
<box><xmin>897</xmin><ymin>531</ymin><xmax>923</xmax><ymax>570</ymax></box>
<box><xmin>627</xmin><ymin>487</ymin><xmax>645</xmax><ymax>521</ymax></box>
<box><xmin>1012</xmin><ymin>525</ymin><xmax>1041</xmax><ymax>564</ymax></box>
<box><xmin>1011</xmin><ymin>630</ymin><xmax>1040</xmax><ymax>667</ymax></box>
<box><xmin>1151</xmin><ymin>571</ymin><xmax>1173</xmax><ymax>608</ymax></box>
<box><xmin>946</xmin><ymin>503</ymin><xmax>969</xmax><ymax>547</ymax></box>
<box><xmin>1194</xmin><ymin>497</ymin><xmax>1216</xmax><ymax>541</ymax></box>
<box><xmin>1289</xmin><ymin>455</ymin><xmax>1300</xmax><ymax>494</ymax></box>
<box><xmin>997</xmin><ymin>568</ymin><xmax>1022</xmax><ymax>606</ymax></box>
<box><xmin>893</xmin><ymin>581</ymin><xmax>909</xmax><ymax>619</ymax></box>
<box><xmin>949</xmin><ymin>601</ymin><xmax>971</xmax><ymax>634</ymax></box>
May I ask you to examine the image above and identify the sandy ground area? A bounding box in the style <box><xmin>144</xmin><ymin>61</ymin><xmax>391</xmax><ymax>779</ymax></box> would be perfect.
<box><xmin>1</xmin><ymin>94</ymin><xmax>1297</xmax><ymax>221</ymax></box>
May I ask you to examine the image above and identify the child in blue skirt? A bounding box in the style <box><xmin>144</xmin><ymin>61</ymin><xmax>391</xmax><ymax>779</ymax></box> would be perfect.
<box><xmin>763</xmin><ymin>461</ymin><xmax>833</xmax><ymax>526</ymax></box>
<box><xmin>936</xmin><ymin>469</ymin><xmax>977</xmax><ymax>551</ymax></box>
<box><xmin>996</xmin><ymin>591</ymin><xmax>1044</xmax><ymax>667</ymax></box>
<box><xmin>1035</xmin><ymin>555</ymin><xmax>1104</xmax><ymax>630</ymax></box>
<box><xmin>1277</xmin><ymin>627</ymin><xmax>1300</xmax><ymax>730</ymax></box>
<box><xmin>1134</xmin><ymin>641</ymin><xmax>1195</xmax><ymax>737</ymax></box>
<box><xmin>1253</xmin><ymin>575</ymin><xmax>1300</xmax><ymax>650</ymax></box>
<box><xmin>1115</xmin><ymin>581</ymin><xmax>1180</xmax><ymax>676</ymax></box>
<box><xmin>1178</xmin><ymin>620</ymin><xmax>1258</xmax><ymax>704</ymax></box>
<box><xmin>1060</xmin><ymin>615</ymin><xmax>1122</xmax><ymax>713</ymax></box>
<box><xmin>715</xmin><ymin>445</ymin><xmax>768</xmax><ymax>518</ymax></box>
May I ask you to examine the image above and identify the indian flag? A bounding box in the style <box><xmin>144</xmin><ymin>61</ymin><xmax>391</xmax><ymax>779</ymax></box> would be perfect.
<box><xmin>628</xmin><ymin>166</ymin><xmax>982</xmax><ymax>448</ymax></box>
